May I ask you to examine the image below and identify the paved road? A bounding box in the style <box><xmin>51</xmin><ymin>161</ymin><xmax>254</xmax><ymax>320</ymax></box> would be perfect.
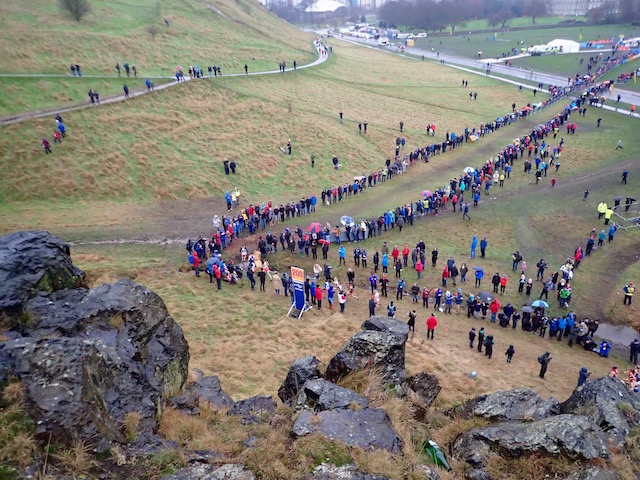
<box><xmin>0</xmin><ymin>45</ymin><xmax>328</xmax><ymax>126</ymax></box>
<box><xmin>339</xmin><ymin>35</ymin><xmax>640</xmax><ymax>107</ymax></box>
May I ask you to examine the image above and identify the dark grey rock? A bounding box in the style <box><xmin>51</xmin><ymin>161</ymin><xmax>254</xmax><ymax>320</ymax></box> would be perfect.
<box><xmin>278</xmin><ymin>355</ymin><xmax>321</xmax><ymax>406</ymax></box>
<box><xmin>415</xmin><ymin>465</ymin><xmax>441</xmax><ymax>480</ymax></box>
<box><xmin>325</xmin><ymin>330</ymin><xmax>406</xmax><ymax>385</ymax></box>
<box><xmin>292</xmin><ymin>408</ymin><xmax>403</xmax><ymax>453</ymax></box>
<box><xmin>561</xmin><ymin>376</ymin><xmax>640</xmax><ymax>447</ymax></box>
<box><xmin>362</xmin><ymin>316</ymin><xmax>409</xmax><ymax>342</ymax></box>
<box><xmin>159</xmin><ymin>463</ymin><xmax>255</xmax><ymax>480</ymax></box>
<box><xmin>127</xmin><ymin>432</ymin><xmax>179</xmax><ymax>457</ymax></box>
<box><xmin>563</xmin><ymin>467</ymin><xmax>621</xmax><ymax>480</ymax></box>
<box><xmin>0</xmin><ymin>231</ymin><xmax>87</xmax><ymax>319</ymax></box>
<box><xmin>169</xmin><ymin>376</ymin><xmax>234</xmax><ymax>414</ymax></box>
<box><xmin>228</xmin><ymin>394</ymin><xmax>277</xmax><ymax>424</ymax></box>
<box><xmin>242</xmin><ymin>435</ymin><xmax>258</xmax><ymax>449</ymax></box>
<box><xmin>0</xmin><ymin>279</ymin><xmax>189</xmax><ymax>444</ymax></box>
<box><xmin>457</xmin><ymin>388</ymin><xmax>560</xmax><ymax>422</ymax></box>
<box><xmin>295</xmin><ymin>378</ymin><xmax>368</xmax><ymax>412</ymax></box>
<box><xmin>306</xmin><ymin>463</ymin><xmax>390</xmax><ymax>479</ymax></box>
<box><xmin>405</xmin><ymin>372</ymin><xmax>441</xmax><ymax>415</ymax></box>
<box><xmin>453</xmin><ymin>414</ymin><xmax>609</xmax><ymax>475</ymax></box>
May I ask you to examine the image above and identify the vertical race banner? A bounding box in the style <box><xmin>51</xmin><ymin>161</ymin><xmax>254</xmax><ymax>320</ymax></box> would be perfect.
<box><xmin>291</xmin><ymin>266</ymin><xmax>306</xmax><ymax>311</ymax></box>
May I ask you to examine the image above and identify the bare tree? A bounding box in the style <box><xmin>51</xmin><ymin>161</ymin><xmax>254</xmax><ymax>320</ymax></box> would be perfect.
<box><xmin>60</xmin><ymin>0</ymin><xmax>91</xmax><ymax>21</ymax></box>
<box><xmin>146</xmin><ymin>25</ymin><xmax>160</xmax><ymax>38</ymax></box>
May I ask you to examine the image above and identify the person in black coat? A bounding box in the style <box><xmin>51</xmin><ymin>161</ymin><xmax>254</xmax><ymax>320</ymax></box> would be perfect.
<box><xmin>538</xmin><ymin>352</ymin><xmax>552</xmax><ymax>378</ymax></box>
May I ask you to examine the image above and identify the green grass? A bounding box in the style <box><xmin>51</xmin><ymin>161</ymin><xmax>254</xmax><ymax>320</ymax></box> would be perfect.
<box><xmin>460</xmin><ymin>16</ymin><xmax>587</xmax><ymax>31</ymax></box>
<box><xmin>414</xmin><ymin>24</ymin><xmax>640</xmax><ymax>60</ymax></box>
<box><xmin>0</xmin><ymin>77</ymin><xmax>172</xmax><ymax>116</ymax></box>
<box><xmin>0</xmin><ymin>0</ymin><xmax>314</xmax><ymax>76</ymax></box>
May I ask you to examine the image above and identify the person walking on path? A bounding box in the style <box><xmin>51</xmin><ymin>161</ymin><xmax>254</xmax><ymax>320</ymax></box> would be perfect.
<box><xmin>623</xmin><ymin>283</ymin><xmax>635</xmax><ymax>305</ymax></box>
<box><xmin>505</xmin><ymin>345</ymin><xmax>515</xmax><ymax>363</ymax></box>
<box><xmin>426</xmin><ymin>313</ymin><xmax>437</xmax><ymax>340</ymax></box>
<box><xmin>616</xmin><ymin>139</ymin><xmax>623</xmax><ymax>150</ymax></box>
<box><xmin>123</xmin><ymin>84</ymin><xmax>129</xmax><ymax>99</ymax></box>
<box><xmin>538</xmin><ymin>352</ymin><xmax>552</xmax><ymax>379</ymax></box>
<box><xmin>244</xmin><ymin>64</ymin><xmax>248</xmax><ymax>74</ymax></box>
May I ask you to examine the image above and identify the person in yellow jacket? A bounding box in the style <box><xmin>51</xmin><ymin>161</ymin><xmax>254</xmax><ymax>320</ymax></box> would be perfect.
<box><xmin>597</xmin><ymin>201</ymin><xmax>607</xmax><ymax>218</ymax></box>
<box><xmin>233</xmin><ymin>187</ymin><xmax>240</xmax><ymax>207</ymax></box>
<box><xmin>604</xmin><ymin>208</ymin><xmax>613</xmax><ymax>225</ymax></box>
<box><xmin>624</xmin><ymin>283</ymin><xmax>635</xmax><ymax>305</ymax></box>
<box><xmin>499</xmin><ymin>172</ymin><xmax>505</xmax><ymax>186</ymax></box>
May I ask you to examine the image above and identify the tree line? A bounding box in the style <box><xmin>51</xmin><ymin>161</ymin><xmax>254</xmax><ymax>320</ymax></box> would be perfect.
<box><xmin>378</xmin><ymin>0</ymin><xmax>547</xmax><ymax>33</ymax></box>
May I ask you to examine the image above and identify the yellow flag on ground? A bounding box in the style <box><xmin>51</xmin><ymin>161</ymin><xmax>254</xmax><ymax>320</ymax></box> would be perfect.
<box><xmin>579</xmin><ymin>33</ymin><xmax>583</xmax><ymax>41</ymax></box>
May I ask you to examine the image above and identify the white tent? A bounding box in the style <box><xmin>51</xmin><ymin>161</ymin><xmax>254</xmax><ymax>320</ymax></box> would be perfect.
<box><xmin>546</xmin><ymin>39</ymin><xmax>580</xmax><ymax>54</ymax></box>
<box><xmin>305</xmin><ymin>0</ymin><xmax>347</xmax><ymax>12</ymax></box>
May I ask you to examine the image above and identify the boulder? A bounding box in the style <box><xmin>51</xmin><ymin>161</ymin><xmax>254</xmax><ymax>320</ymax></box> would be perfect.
<box><xmin>414</xmin><ymin>465</ymin><xmax>441</xmax><ymax>480</ymax></box>
<box><xmin>159</xmin><ymin>463</ymin><xmax>255</xmax><ymax>480</ymax></box>
<box><xmin>456</xmin><ymin>388</ymin><xmax>559</xmax><ymax>422</ymax></box>
<box><xmin>560</xmin><ymin>376</ymin><xmax>640</xmax><ymax>446</ymax></box>
<box><xmin>228</xmin><ymin>394</ymin><xmax>277</xmax><ymax>424</ymax></box>
<box><xmin>0</xmin><ymin>231</ymin><xmax>87</xmax><ymax>319</ymax></box>
<box><xmin>295</xmin><ymin>378</ymin><xmax>368</xmax><ymax>411</ymax></box>
<box><xmin>405</xmin><ymin>372</ymin><xmax>441</xmax><ymax>414</ymax></box>
<box><xmin>306</xmin><ymin>463</ymin><xmax>390</xmax><ymax>479</ymax></box>
<box><xmin>0</xmin><ymin>279</ymin><xmax>189</xmax><ymax>444</ymax></box>
<box><xmin>325</xmin><ymin>330</ymin><xmax>406</xmax><ymax>385</ymax></box>
<box><xmin>563</xmin><ymin>467</ymin><xmax>621</xmax><ymax>480</ymax></box>
<box><xmin>292</xmin><ymin>408</ymin><xmax>403</xmax><ymax>453</ymax></box>
<box><xmin>169</xmin><ymin>376</ymin><xmax>234</xmax><ymax>414</ymax></box>
<box><xmin>454</xmin><ymin>414</ymin><xmax>609</xmax><ymax>476</ymax></box>
<box><xmin>278</xmin><ymin>355</ymin><xmax>321</xmax><ymax>406</ymax></box>
<box><xmin>362</xmin><ymin>316</ymin><xmax>409</xmax><ymax>342</ymax></box>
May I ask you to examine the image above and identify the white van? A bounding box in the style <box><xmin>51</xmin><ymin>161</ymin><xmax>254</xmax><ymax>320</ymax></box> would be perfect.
<box><xmin>378</xmin><ymin>36</ymin><xmax>389</xmax><ymax>46</ymax></box>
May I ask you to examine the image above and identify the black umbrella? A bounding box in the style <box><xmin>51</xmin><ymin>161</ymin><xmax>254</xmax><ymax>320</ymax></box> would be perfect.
<box><xmin>613</xmin><ymin>196</ymin><xmax>623</xmax><ymax>201</ymax></box>
<box><xmin>476</xmin><ymin>291</ymin><xmax>493</xmax><ymax>302</ymax></box>
<box><xmin>521</xmin><ymin>306</ymin><xmax>534</xmax><ymax>313</ymax></box>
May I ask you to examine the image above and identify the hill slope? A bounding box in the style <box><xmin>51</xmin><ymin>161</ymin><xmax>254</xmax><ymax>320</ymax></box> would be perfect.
<box><xmin>0</xmin><ymin>0</ymin><xmax>314</xmax><ymax>75</ymax></box>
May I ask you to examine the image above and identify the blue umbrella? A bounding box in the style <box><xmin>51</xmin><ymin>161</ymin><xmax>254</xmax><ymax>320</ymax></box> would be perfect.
<box><xmin>340</xmin><ymin>215</ymin><xmax>355</xmax><ymax>227</ymax></box>
<box><xmin>497</xmin><ymin>117</ymin><xmax>504</xmax><ymax>122</ymax></box>
<box><xmin>530</xmin><ymin>299</ymin><xmax>550</xmax><ymax>308</ymax></box>
<box><xmin>472</xmin><ymin>266</ymin><xmax>484</xmax><ymax>272</ymax></box>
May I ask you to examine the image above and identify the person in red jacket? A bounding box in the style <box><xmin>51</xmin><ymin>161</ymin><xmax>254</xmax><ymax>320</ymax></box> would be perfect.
<box><xmin>442</xmin><ymin>265</ymin><xmax>449</xmax><ymax>287</ymax></box>
<box><xmin>402</xmin><ymin>244</ymin><xmax>410</xmax><ymax>266</ymax></box>
<box><xmin>500</xmin><ymin>275</ymin><xmax>508</xmax><ymax>294</ymax></box>
<box><xmin>416</xmin><ymin>260</ymin><xmax>423</xmax><ymax>279</ymax></box>
<box><xmin>213</xmin><ymin>264</ymin><xmax>221</xmax><ymax>289</ymax></box>
<box><xmin>315</xmin><ymin>285</ymin><xmax>323</xmax><ymax>309</ymax></box>
<box><xmin>392</xmin><ymin>245</ymin><xmax>400</xmax><ymax>263</ymax></box>
<box><xmin>192</xmin><ymin>252</ymin><xmax>201</xmax><ymax>277</ymax></box>
<box><xmin>490</xmin><ymin>298</ymin><xmax>500</xmax><ymax>322</ymax></box>
<box><xmin>426</xmin><ymin>313</ymin><xmax>437</xmax><ymax>340</ymax></box>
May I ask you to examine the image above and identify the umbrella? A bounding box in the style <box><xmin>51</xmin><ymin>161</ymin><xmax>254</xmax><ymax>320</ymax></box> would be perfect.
<box><xmin>422</xmin><ymin>190</ymin><xmax>433</xmax><ymax>198</ymax></box>
<box><xmin>497</xmin><ymin>117</ymin><xmax>504</xmax><ymax>122</ymax></box>
<box><xmin>530</xmin><ymin>299</ymin><xmax>549</xmax><ymax>308</ymax></box>
<box><xmin>463</xmin><ymin>167</ymin><xmax>475</xmax><ymax>175</ymax></box>
<box><xmin>307</xmin><ymin>222</ymin><xmax>323</xmax><ymax>234</ymax></box>
<box><xmin>318</xmin><ymin>239</ymin><xmax>330</xmax><ymax>245</ymax></box>
<box><xmin>613</xmin><ymin>196</ymin><xmax>623</xmax><ymax>201</ymax></box>
<box><xmin>521</xmin><ymin>306</ymin><xmax>534</xmax><ymax>313</ymax></box>
<box><xmin>472</xmin><ymin>266</ymin><xmax>484</xmax><ymax>272</ymax></box>
<box><xmin>340</xmin><ymin>215</ymin><xmax>355</xmax><ymax>227</ymax></box>
<box><xmin>476</xmin><ymin>291</ymin><xmax>493</xmax><ymax>302</ymax></box>
<box><xmin>205</xmin><ymin>257</ymin><xmax>216</xmax><ymax>266</ymax></box>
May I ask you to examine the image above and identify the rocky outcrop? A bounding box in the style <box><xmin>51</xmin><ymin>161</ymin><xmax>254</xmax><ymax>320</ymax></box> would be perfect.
<box><xmin>0</xmin><ymin>231</ymin><xmax>87</xmax><ymax>319</ymax></box>
<box><xmin>295</xmin><ymin>378</ymin><xmax>368</xmax><ymax>412</ymax></box>
<box><xmin>455</xmin><ymin>388</ymin><xmax>559</xmax><ymax>422</ymax></box>
<box><xmin>414</xmin><ymin>465</ymin><xmax>441</xmax><ymax>480</ymax></box>
<box><xmin>228</xmin><ymin>395</ymin><xmax>277</xmax><ymax>424</ymax></box>
<box><xmin>560</xmin><ymin>376</ymin><xmax>640</xmax><ymax>446</ymax></box>
<box><xmin>453</xmin><ymin>414</ymin><xmax>609</xmax><ymax>479</ymax></box>
<box><xmin>292</xmin><ymin>408</ymin><xmax>403</xmax><ymax>453</ymax></box>
<box><xmin>362</xmin><ymin>316</ymin><xmax>410</xmax><ymax>342</ymax></box>
<box><xmin>159</xmin><ymin>463</ymin><xmax>255</xmax><ymax>480</ymax></box>
<box><xmin>405</xmin><ymin>372</ymin><xmax>441</xmax><ymax>416</ymax></box>
<box><xmin>563</xmin><ymin>467</ymin><xmax>621</xmax><ymax>480</ymax></box>
<box><xmin>325</xmin><ymin>330</ymin><xmax>406</xmax><ymax>386</ymax></box>
<box><xmin>306</xmin><ymin>463</ymin><xmax>390</xmax><ymax>479</ymax></box>
<box><xmin>0</xmin><ymin>279</ymin><xmax>189</xmax><ymax>445</ymax></box>
<box><xmin>169</xmin><ymin>376</ymin><xmax>234</xmax><ymax>414</ymax></box>
<box><xmin>278</xmin><ymin>355</ymin><xmax>321</xmax><ymax>406</ymax></box>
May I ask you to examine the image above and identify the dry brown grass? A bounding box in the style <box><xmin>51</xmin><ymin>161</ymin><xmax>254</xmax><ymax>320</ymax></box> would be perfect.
<box><xmin>123</xmin><ymin>411</ymin><xmax>143</xmax><ymax>443</ymax></box>
<box><xmin>0</xmin><ymin>402</ymin><xmax>37</xmax><ymax>469</ymax></box>
<box><xmin>51</xmin><ymin>439</ymin><xmax>97</xmax><ymax>474</ymax></box>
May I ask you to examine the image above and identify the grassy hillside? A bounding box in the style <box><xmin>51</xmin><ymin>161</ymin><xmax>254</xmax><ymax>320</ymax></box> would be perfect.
<box><xmin>0</xmin><ymin>0</ymin><xmax>314</xmax><ymax>75</ymax></box>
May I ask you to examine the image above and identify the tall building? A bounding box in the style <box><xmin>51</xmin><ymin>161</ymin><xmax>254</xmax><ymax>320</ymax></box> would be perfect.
<box><xmin>548</xmin><ymin>0</ymin><xmax>618</xmax><ymax>16</ymax></box>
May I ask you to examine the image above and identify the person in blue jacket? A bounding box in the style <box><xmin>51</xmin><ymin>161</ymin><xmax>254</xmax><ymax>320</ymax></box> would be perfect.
<box><xmin>475</xmin><ymin>268</ymin><xmax>484</xmax><ymax>287</ymax></box>
<box><xmin>382</xmin><ymin>253</ymin><xmax>389</xmax><ymax>273</ymax></box>
<box><xmin>470</xmin><ymin>235</ymin><xmax>477</xmax><ymax>258</ymax></box>
<box><xmin>599</xmin><ymin>341</ymin><xmax>611</xmax><ymax>357</ymax></box>
<box><xmin>225</xmin><ymin>191</ymin><xmax>232</xmax><ymax>210</ymax></box>
<box><xmin>480</xmin><ymin>237</ymin><xmax>488</xmax><ymax>257</ymax></box>
<box><xmin>338</xmin><ymin>245</ymin><xmax>346</xmax><ymax>265</ymax></box>
<box><xmin>557</xmin><ymin>316</ymin><xmax>567</xmax><ymax>341</ymax></box>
